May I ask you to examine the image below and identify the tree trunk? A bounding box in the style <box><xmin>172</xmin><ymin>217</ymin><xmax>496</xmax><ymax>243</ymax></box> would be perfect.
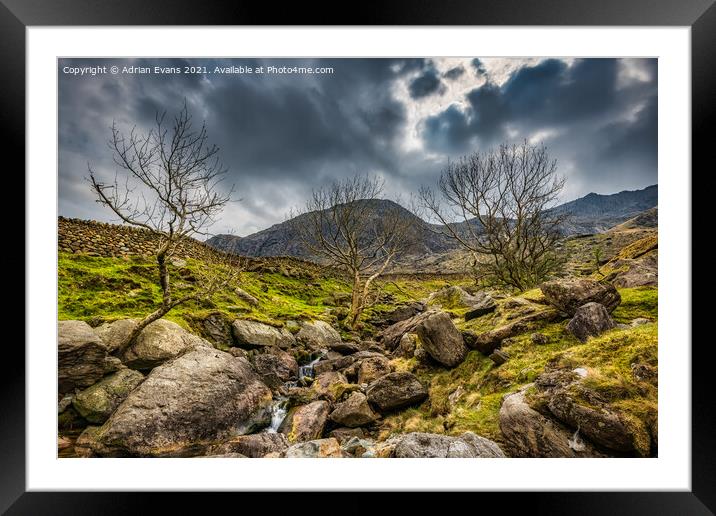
<box><xmin>349</xmin><ymin>272</ymin><xmax>364</xmax><ymax>329</ymax></box>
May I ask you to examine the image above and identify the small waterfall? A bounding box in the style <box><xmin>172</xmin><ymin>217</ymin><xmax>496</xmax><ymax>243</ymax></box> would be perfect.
<box><xmin>265</xmin><ymin>397</ymin><xmax>289</xmax><ymax>433</ymax></box>
<box><xmin>297</xmin><ymin>350</ymin><xmax>326</xmax><ymax>381</ymax></box>
<box><xmin>568</xmin><ymin>426</ymin><xmax>586</xmax><ymax>452</ymax></box>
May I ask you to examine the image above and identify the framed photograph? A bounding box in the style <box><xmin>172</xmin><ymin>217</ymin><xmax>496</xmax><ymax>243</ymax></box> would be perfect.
<box><xmin>6</xmin><ymin>0</ymin><xmax>712</xmax><ymax>512</ymax></box>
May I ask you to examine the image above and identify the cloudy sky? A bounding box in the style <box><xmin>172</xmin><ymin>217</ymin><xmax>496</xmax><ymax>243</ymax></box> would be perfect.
<box><xmin>58</xmin><ymin>57</ymin><xmax>657</xmax><ymax>236</ymax></box>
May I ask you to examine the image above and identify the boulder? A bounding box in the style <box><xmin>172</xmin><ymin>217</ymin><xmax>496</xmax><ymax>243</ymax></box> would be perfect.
<box><xmin>91</xmin><ymin>347</ymin><xmax>273</xmax><ymax>457</ymax></box>
<box><xmin>541</xmin><ymin>279</ymin><xmax>621</xmax><ymax>316</ymax></box>
<box><xmin>464</xmin><ymin>293</ymin><xmax>497</xmax><ymax>321</ymax></box>
<box><xmin>328</xmin><ymin>341</ymin><xmax>362</xmax><ymax>355</ymax></box>
<box><xmin>231</xmin><ymin>319</ymin><xmax>296</xmax><ymax>349</ymax></box>
<box><xmin>310</xmin><ymin>371</ymin><xmax>352</xmax><ymax>402</ymax></box>
<box><xmin>380</xmin><ymin>311</ymin><xmax>434</xmax><ymax>351</ymax></box>
<box><xmin>366</xmin><ymin>372</ymin><xmax>428</xmax><ymax>413</ymax></box>
<box><xmin>329</xmin><ymin>392</ymin><xmax>378</xmax><ymax>427</ymax></box>
<box><xmin>611</xmin><ymin>253</ymin><xmax>658</xmax><ymax>288</ymax></box>
<box><xmin>200</xmin><ymin>313</ymin><xmax>233</xmax><ymax>346</ymax></box>
<box><xmin>120</xmin><ymin>319</ymin><xmax>211</xmax><ymax>370</ymax></box>
<box><xmin>208</xmin><ymin>433</ymin><xmax>289</xmax><ymax>458</ymax></box>
<box><xmin>95</xmin><ymin>318</ymin><xmax>139</xmax><ymax>353</ymax></box>
<box><xmin>329</xmin><ymin>427</ymin><xmax>366</xmax><ymax>443</ymax></box>
<box><xmin>340</xmin><ymin>436</ymin><xmax>375</xmax><ymax>457</ymax></box>
<box><xmin>313</xmin><ymin>355</ymin><xmax>357</xmax><ymax>376</ymax></box>
<box><xmin>74</xmin><ymin>426</ymin><xmax>101</xmax><ymax>458</ymax></box>
<box><xmin>355</xmin><ymin>355</ymin><xmax>392</xmax><ymax>384</ymax></box>
<box><xmin>415</xmin><ymin>312</ymin><xmax>467</xmax><ymax>367</ymax></box>
<box><xmin>566</xmin><ymin>302</ymin><xmax>616</xmax><ymax>342</ymax></box>
<box><xmin>499</xmin><ymin>387</ymin><xmax>604</xmax><ymax>458</ymax></box>
<box><xmin>427</xmin><ymin>286</ymin><xmax>483</xmax><ymax>309</ymax></box>
<box><xmin>58</xmin><ymin>320</ymin><xmax>121</xmax><ymax>394</ymax></box>
<box><xmin>279</xmin><ymin>400</ymin><xmax>330</xmax><ymax>443</ymax></box>
<box><xmin>383</xmin><ymin>302</ymin><xmax>426</xmax><ymax>325</ymax></box>
<box><xmin>283</xmin><ymin>438</ymin><xmax>344</xmax><ymax>458</ymax></box>
<box><xmin>252</xmin><ymin>349</ymin><xmax>298</xmax><ymax>384</ymax></box>
<box><xmin>393</xmin><ymin>432</ymin><xmax>505</xmax><ymax>458</ymax></box>
<box><xmin>393</xmin><ymin>333</ymin><xmax>418</xmax><ymax>359</ymax></box>
<box><xmin>72</xmin><ymin>369</ymin><xmax>145</xmax><ymax>424</ymax></box>
<box><xmin>295</xmin><ymin>320</ymin><xmax>342</xmax><ymax>350</ymax></box>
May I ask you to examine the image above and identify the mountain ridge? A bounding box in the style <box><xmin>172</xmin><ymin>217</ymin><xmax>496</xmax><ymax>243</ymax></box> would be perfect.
<box><xmin>207</xmin><ymin>184</ymin><xmax>658</xmax><ymax>258</ymax></box>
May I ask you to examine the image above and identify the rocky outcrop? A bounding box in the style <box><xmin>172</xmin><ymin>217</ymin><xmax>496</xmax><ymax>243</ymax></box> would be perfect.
<box><xmin>283</xmin><ymin>438</ymin><xmax>344</xmax><ymax>458</ymax></box>
<box><xmin>540</xmin><ymin>278</ymin><xmax>621</xmax><ymax>315</ymax></box>
<box><xmin>295</xmin><ymin>320</ymin><xmax>342</xmax><ymax>350</ymax></box>
<box><xmin>415</xmin><ymin>311</ymin><xmax>467</xmax><ymax>367</ymax></box>
<box><xmin>90</xmin><ymin>347</ymin><xmax>273</xmax><ymax>457</ymax></box>
<box><xmin>393</xmin><ymin>432</ymin><xmax>506</xmax><ymax>458</ymax></box>
<box><xmin>463</xmin><ymin>309</ymin><xmax>561</xmax><ymax>354</ymax></box>
<box><xmin>499</xmin><ymin>387</ymin><xmax>604</xmax><ymax>458</ymax></box>
<box><xmin>279</xmin><ymin>401</ymin><xmax>330</xmax><ymax>443</ymax></box>
<box><xmin>72</xmin><ymin>369</ymin><xmax>144</xmax><ymax>424</ymax></box>
<box><xmin>120</xmin><ymin>319</ymin><xmax>210</xmax><ymax>370</ymax></box>
<box><xmin>566</xmin><ymin>302</ymin><xmax>616</xmax><ymax>342</ymax></box>
<box><xmin>231</xmin><ymin>319</ymin><xmax>296</xmax><ymax>349</ymax></box>
<box><xmin>366</xmin><ymin>372</ymin><xmax>428</xmax><ymax>413</ymax></box>
<box><xmin>208</xmin><ymin>433</ymin><xmax>289</xmax><ymax>458</ymax></box>
<box><xmin>58</xmin><ymin>320</ymin><xmax>122</xmax><ymax>394</ymax></box>
<box><xmin>427</xmin><ymin>286</ymin><xmax>483</xmax><ymax>309</ymax></box>
<box><xmin>329</xmin><ymin>392</ymin><xmax>378</xmax><ymax>427</ymax></box>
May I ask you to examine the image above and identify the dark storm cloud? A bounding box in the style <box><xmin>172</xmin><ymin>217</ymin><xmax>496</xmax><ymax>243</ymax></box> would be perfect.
<box><xmin>443</xmin><ymin>66</ymin><xmax>465</xmax><ymax>81</ymax></box>
<box><xmin>408</xmin><ymin>62</ymin><xmax>444</xmax><ymax>99</ymax></box>
<box><xmin>421</xmin><ymin>58</ymin><xmax>657</xmax><ymax>196</ymax></box>
<box><xmin>58</xmin><ymin>57</ymin><xmax>657</xmax><ymax>235</ymax></box>
<box><xmin>471</xmin><ymin>58</ymin><xmax>487</xmax><ymax>75</ymax></box>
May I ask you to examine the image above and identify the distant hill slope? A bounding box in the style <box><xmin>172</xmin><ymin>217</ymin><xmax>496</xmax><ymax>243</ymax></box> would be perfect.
<box><xmin>608</xmin><ymin>207</ymin><xmax>658</xmax><ymax>232</ymax></box>
<box><xmin>550</xmin><ymin>184</ymin><xmax>657</xmax><ymax>234</ymax></box>
<box><xmin>207</xmin><ymin>185</ymin><xmax>658</xmax><ymax>258</ymax></box>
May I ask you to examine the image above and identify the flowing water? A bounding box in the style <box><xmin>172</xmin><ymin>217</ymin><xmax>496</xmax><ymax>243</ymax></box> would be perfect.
<box><xmin>263</xmin><ymin>349</ymin><xmax>327</xmax><ymax>433</ymax></box>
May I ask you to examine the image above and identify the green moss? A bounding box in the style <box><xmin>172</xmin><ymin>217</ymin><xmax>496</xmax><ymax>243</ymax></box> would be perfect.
<box><xmin>612</xmin><ymin>287</ymin><xmax>658</xmax><ymax>323</ymax></box>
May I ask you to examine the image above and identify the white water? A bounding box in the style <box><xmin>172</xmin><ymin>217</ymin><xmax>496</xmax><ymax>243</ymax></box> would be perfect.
<box><xmin>298</xmin><ymin>350</ymin><xmax>326</xmax><ymax>381</ymax></box>
<box><xmin>265</xmin><ymin>397</ymin><xmax>289</xmax><ymax>433</ymax></box>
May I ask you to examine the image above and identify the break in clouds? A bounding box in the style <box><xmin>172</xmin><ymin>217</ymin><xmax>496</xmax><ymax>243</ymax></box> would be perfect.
<box><xmin>58</xmin><ymin>57</ymin><xmax>657</xmax><ymax>236</ymax></box>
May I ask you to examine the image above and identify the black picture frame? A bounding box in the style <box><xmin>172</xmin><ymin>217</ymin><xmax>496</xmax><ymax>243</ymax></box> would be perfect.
<box><xmin>4</xmin><ymin>0</ymin><xmax>712</xmax><ymax>513</ymax></box>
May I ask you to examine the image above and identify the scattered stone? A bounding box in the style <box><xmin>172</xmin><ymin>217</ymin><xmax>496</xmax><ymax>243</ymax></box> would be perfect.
<box><xmin>427</xmin><ymin>286</ymin><xmax>484</xmax><ymax>309</ymax></box>
<box><xmin>380</xmin><ymin>311</ymin><xmax>434</xmax><ymax>351</ymax></box>
<box><xmin>365</xmin><ymin>372</ymin><xmax>428</xmax><ymax>413</ymax></box>
<box><xmin>329</xmin><ymin>392</ymin><xmax>378</xmax><ymax>427</ymax></box>
<box><xmin>227</xmin><ymin>347</ymin><xmax>247</xmax><ymax>359</ymax></box>
<box><xmin>58</xmin><ymin>320</ymin><xmax>121</xmax><ymax>394</ymax></box>
<box><xmin>58</xmin><ymin>435</ymin><xmax>73</xmax><ymax>451</ymax></box>
<box><xmin>328</xmin><ymin>341</ymin><xmax>362</xmax><ymax>354</ymax></box>
<box><xmin>234</xmin><ymin>287</ymin><xmax>260</xmax><ymax>306</ymax></box>
<box><xmin>393</xmin><ymin>432</ymin><xmax>506</xmax><ymax>458</ymax></box>
<box><xmin>231</xmin><ymin>319</ymin><xmax>296</xmax><ymax>349</ymax></box>
<box><xmin>90</xmin><ymin>347</ymin><xmax>273</xmax><ymax>457</ymax></box>
<box><xmin>329</xmin><ymin>427</ymin><xmax>366</xmax><ymax>443</ymax></box>
<box><xmin>630</xmin><ymin>317</ymin><xmax>651</xmax><ymax>327</ymax></box>
<box><xmin>415</xmin><ymin>312</ymin><xmax>468</xmax><ymax>367</ymax></box>
<box><xmin>566</xmin><ymin>302</ymin><xmax>616</xmax><ymax>342</ymax></box>
<box><xmin>631</xmin><ymin>363</ymin><xmax>657</xmax><ymax>382</ymax></box>
<box><xmin>341</xmin><ymin>436</ymin><xmax>374</xmax><ymax>457</ymax></box>
<box><xmin>313</xmin><ymin>356</ymin><xmax>357</xmax><ymax>376</ymax></box>
<box><xmin>279</xmin><ymin>400</ymin><xmax>330</xmax><ymax>443</ymax></box>
<box><xmin>448</xmin><ymin>386</ymin><xmax>465</xmax><ymax>407</ymax></box>
<box><xmin>489</xmin><ymin>349</ymin><xmax>510</xmax><ymax>365</ymax></box>
<box><xmin>120</xmin><ymin>319</ymin><xmax>211</xmax><ymax>370</ymax></box>
<box><xmin>284</xmin><ymin>438</ymin><xmax>344</xmax><ymax>458</ymax></box>
<box><xmin>540</xmin><ymin>278</ymin><xmax>621</xmax><ymax>316</ymax></box>
<box><xmin>530</xmin><ymin>332</ymin><xmax>549</xmax><ymax>345</ymax></box>
<box><xmin>72</xmin><ymin>369</ymin><xmax>145</xmax><ymax>424</ymax></box>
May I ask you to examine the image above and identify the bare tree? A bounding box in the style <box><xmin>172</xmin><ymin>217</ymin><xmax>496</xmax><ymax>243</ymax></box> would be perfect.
<box><xmin>420</xmin><ymin>141</ymin><xmax>567</xmax><ymax>291</ymax></box>
<box><xmin>87</xmin><ymin>101</ymin><xmax>238</xmax><ymax>351</ymax></box>
<box><xmin>293</xmin><ymin>176</ymin><xmax>418</xmax><ymax>328</ymax></box>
